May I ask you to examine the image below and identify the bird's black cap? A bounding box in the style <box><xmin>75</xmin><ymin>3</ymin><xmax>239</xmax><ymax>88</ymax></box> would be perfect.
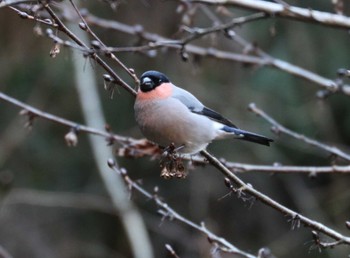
<box><xmin>140</xmin><ymin>70</ymin><xmax>170</xmax><ymax>92</ymax></box>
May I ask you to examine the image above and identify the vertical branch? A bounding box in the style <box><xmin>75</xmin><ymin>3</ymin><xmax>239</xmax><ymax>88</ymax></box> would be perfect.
<box><xmin>0</xmin><ymin>245</ymin><xmax>13</xmax><ymax>258</ymax></box>
<box><xmin>66</xmin><ymin>2</ymin><xmax>153</xmax><ymax>257</ymax></box>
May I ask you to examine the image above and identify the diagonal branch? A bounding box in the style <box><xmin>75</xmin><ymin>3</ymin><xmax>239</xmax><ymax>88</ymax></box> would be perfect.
<box><xmin>0</xmin><ymin>91</ymin><xmax>132</xmax><ymax>145</ymax></box>
<box><xmin>248</xmin><ymin>103</ymin><xmax>350</xmax><ymax>162</ymax></box>
<box><xmin>3</xmin><ymin>90</ymin><xmax>350</xmax><ymax>176</ymax></box>
<box><xmin>186</xmin><ymin>0</ymin><xmax>350</xmax><ymax>29</ymax></box>
<box><xmin>84</xmin><ymin>14</ymin><xmax>350</xmax><ymax>95</ymax></box>
<box><xmin>37</xmin><ymin>0</ymin><xmax>137</xmax><ymax>96</ymax></box>
<box><xmin>107</xmin><ymin>159</ymin><xmax>262</xmax><ymax>258</ymax></box>
<box><xmin>67</xmin><ymin>0</ymin><xmax>139</xmax><ymax>84</ymax></box>
<box><xmin>0</xmin><ymin>0</ymin><xmax>34</xmax><ymax>8</ymax></box>
<box><xmin>179</xmin><ymin>12</ymin><xmax>268</xmax><ymax>45</ymax></box>
<box><xmin>200</xmin><ymin>150</ymin><xmax>350</xmax><ymax>246</ymax></box>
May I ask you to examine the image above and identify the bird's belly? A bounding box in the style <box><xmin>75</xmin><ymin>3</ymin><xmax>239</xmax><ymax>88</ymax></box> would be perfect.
<box><xmin>135</xmin><ymin>101</ymin><xmax>215</xmax><ymax>154</ymax></box>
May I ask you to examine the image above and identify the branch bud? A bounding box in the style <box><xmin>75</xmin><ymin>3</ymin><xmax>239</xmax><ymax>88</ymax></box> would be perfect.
<box><xmin>103</xmin><ymin>74</ymin><xmax>113</xmax><ymax>82</ymax></box>
<box><xmin>64</xmin><ymin>130</ymin><xmax>78</xmax><ymax>147</ymax></box>
<box><xmin>50</xmin><ymin>43</ymin><xmax>60</xmax><ymax>58</ymax></box>
<box><xmin>346</xmin><ymin>221</ymin><xmax>350</xmax><ymax>230</ymax></box>
<box><xmin>224</xmin><ymin>177</ymin><xmax>231</xmax><ymax>188</ymax></box>
<box><xmin>91</xmin><ymin>40</ymin><xmax>101</xmax><ymax>49</ymax></box>
<box><xmin>79</xmin><ymin>22</ymin><xmax>87</xmax><ymax>31</ymax></box>
<box><xmin>107</xmin><ymin>158</ymin><xmax>115</xmax><ymax>168</ymax></box>
<box><xmin>18</xmin><ymin>11</ymin><xmax>29</xmax><ymax>19</ymax></box>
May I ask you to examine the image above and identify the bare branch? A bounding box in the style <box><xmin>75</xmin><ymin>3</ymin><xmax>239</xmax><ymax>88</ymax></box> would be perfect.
<box><xmin>200</xmin><ymin>150</ymin><xmax>350</xmax><ymax>246</ymax></box>
<box><xmin>198</xmin><ymin>5</ymin><xmax>349</xmax><ymax>95</ymax></box>
<box><xmin>185</xmin><ymin>0</ymin><xmax>350</xmax><ymax>29</ymax></box>
<box><xmin>67</xmin><ymin>8</ymin><xmax>154</xmax><ymax>257</ymax></box>
<box><xmin>37</xmin><ymin>0</ymin><xmax>137</xmax><ymax>96</ymax></box>
<box><xmin>165</xmin><ymin>244</ymin><xmax>181</xmax><ymax>258</ymax></box>
<box><xmin>7</xmin><ymin>5</ymin><xmax>58</xmax><ymax>26</ymax></box>
<box><xmin>3</xmin><ymin>90</ymin><xmax>350</xmax><ymax>177</ymax></box>
<box><xmin>3</xmin><ymin>188</ymin><xmax>117</xmax><ymax>216</ymax></box>
<box><xmin>224</xmin><ymin>162</ymin><xmax>350</xmax><ymax>175</ymax></box>
<box><xmin>178</xmin><ymin>12</ymin><xmax>268</xmax><ymax>45</ymax></box>
<box><xmin>3</xmin><ymin>2</ymin><xmax>350</xmax><ymax>255</ymax></box>
<box><xmin>0</xmin><ymin>0</ymin><xmax>34</xmax><ymax>8</ymax></box>
<box><xmin>0</xmin><ymin>245</ymin><xmax>13</xmax><ymax>258</ymax></box>
<box><xmin>0</xmin><ymin>91</ymin><xmax>129</xmax><ymax>144</ymax></box>
<box><xmin>107</xmin><ymin>159</ymin><xmax>261</xmax><ymax>258</ymax></box>
<box><xmin>248</xmin><ymin>103</ymin><xmax>350</xmax><ymax>162</ymax></box>
<box><xmin>67</xmin><ymin>0</ymin><xmax>139</xmax><ymax>84</ymax></box>
<box><xmin>84</xmin><ymin>14</ymin><xmax>350</xmax><ymax>95</ymax></box>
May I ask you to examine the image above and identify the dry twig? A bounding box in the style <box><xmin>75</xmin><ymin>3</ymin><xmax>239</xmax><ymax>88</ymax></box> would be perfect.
<box><xmin>107</xmin><ymin>159</ymin><xmax>262</xmax><ymax>258</ymax></box>
<box><xmin>200</xmin><ymin>150</ymin><xmax>350</xmax><ymax>247</ymax></box>
<box><xmin>185</xmin><ymin>0</ymin><xmax>350</xmax><ymax>29</ymax></box>
<box><xmin>248</xmin><ymin>103</ymin><xmax>350</xmax><ymax>162</ymax></box>
<box><xmin>83</xmin><ymin>14</ymin><xmax>350</xmax><ymax>95</ymax></box>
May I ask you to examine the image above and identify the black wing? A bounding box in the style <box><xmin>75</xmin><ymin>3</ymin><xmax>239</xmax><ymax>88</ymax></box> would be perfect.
<box><xmin>190</xmin><ymin>106</ymin><xmax>238</xmax><ymax>128</ymax></box>
<box><xmin>171</xmin><ymin>85</ymin><xmax>237</xmax><ymax>128</ymax></box>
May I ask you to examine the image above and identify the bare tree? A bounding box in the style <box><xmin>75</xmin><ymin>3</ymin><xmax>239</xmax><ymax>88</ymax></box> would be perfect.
<box><xmin>0</xmin><ymin>1</ymin><xmax>350</xmax><ymax>257</ymax></box>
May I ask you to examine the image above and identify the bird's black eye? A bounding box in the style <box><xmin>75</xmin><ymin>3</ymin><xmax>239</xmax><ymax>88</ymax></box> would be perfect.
<box><xmin>140</xmin><ymin>77</ymin><xmax>156</xmax><ymax>92</ymax></box>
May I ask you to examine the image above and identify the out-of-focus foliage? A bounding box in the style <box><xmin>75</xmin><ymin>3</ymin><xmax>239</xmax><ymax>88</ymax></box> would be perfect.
<box><xmin>0</xmin><ymin>1</ymin><xmax>350</xmax><ymax>258</ymax></box>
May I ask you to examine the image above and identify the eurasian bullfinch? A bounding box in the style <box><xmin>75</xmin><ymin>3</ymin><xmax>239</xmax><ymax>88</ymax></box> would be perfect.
<box><xmin>134</xmin><ymin>70</ymin><xmax>273</xmax><ymax>154</ymax></box>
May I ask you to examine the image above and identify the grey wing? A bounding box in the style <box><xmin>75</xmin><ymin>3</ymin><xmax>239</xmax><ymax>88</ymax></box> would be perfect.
<box><xmin>172</xmin><ymin>85</ymin><xmax>205</xmax><ymax>112</ymax></box>
<box><xmin>172</xmin><ymin>85</ymin><xmax>237</xmax><ymax>128</ymax></box>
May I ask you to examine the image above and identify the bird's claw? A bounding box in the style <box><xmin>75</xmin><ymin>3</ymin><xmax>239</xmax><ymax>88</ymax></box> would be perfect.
<box><xmin>160</xmin><ymin>143</ymin><xmax>187</xmax><ymax>179</ymax></box>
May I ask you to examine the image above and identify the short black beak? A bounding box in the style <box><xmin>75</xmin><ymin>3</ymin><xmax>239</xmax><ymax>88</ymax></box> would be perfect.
<box><xmin>140</xmin><ymin>78</ymin><xmax>155</xmax><ymax>92</ymax></box>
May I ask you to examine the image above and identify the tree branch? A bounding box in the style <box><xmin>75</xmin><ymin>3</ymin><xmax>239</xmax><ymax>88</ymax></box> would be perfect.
<box><xmin>200</xmin><ymin>150</ymin><xmax>350</xmax><ymax>246</ymax></box>
<box><xmin>2</xmin><ymin>90</ymin><xmax>350</xmax><ymax>176</ymax></box>
<box><xmin>223</xmin><ymin>162</ymin><xmax>350</xmax><ymax>175</ymax></box>
<box><xmin>186</xmin><ymin>0</ymin><xmax>350</xmax><ymax>30</ymax></box>
<box><xmin>0</xmin><ymin>91</ymin><xmax>130</xmax><ymax>144</ymax></box>
<box><xmin>107</xmin><ymin>159</ymin><xmax>263</xmax><ymax>258</ymax></box>
<box><xmin>3</xmin><ymin>188</ymin><xmax>117</xmax><ymax>216</ymax></box>
<box><xmin>84</xmin><ymin>14</ymin><xmax>350</xmax><ymax>95</ymax></box>
<box><xmin>37</xmin><ymin>0</ymin><xmax>137</xmax><ymax>96</ymax></box>
<box><xmin>0</xmin><ymin>0</ymin><xmax>34</xmax><ymax>8</ymax></box>
<box><xmin>248</xmin><ymin>103</ymin><xmax>350</xmax><ymax>162</ymax></box>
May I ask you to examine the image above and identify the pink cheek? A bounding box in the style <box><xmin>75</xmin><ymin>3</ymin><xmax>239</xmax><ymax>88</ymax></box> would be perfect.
<box><xmin>136</xmin><ymin>84</ymin><xmax>173</xmax><ymax>100</ymax></box>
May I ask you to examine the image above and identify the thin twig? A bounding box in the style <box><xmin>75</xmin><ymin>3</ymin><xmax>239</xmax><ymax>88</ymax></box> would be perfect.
<box><xmin>8</xmin><ymin>5</ymin><xmax>58</xmax><ymax>26</ymax></box>
<box><xmin>3</xmin><ymin>188</ymin><xmax>117</xmax><ymax>216</ymax></box>
<box><xmin>0</xmin><ymin>245</ymin><xmax>13</xmax><ymax>258</ymax></box>
<box><xmin>165</xmin><ymin>244</ymin><xmax>181</xmax><ymax>258</ymax></box>
<box><xmin>68</xmin><ymin>9</ymin><xmax>154</xmax><ymax>258</ymax></box>
<box><xmin>107</xmin><ymin>159</ymin><xmax>260</xmax><ymax>258</ymax></box>
<box><xmin>248</xmin><ymin>103</ymin><xmax>350</xmax><ymax>162</ymax></box>
<box><xmin>7</xmin><ymin>1</ymin><xmax>350</xmax><ymax>95</ymax></box>
<box><xmin>189</xmin><ymin>156</ymin><xmax>350</xmax><ymax>174</ymax></box>
<box><xmin>0</xmin><ymin>91</ymin><xmax>131</xmax><ymax>145</ymax></box>
<box><xmin>185</xmin><ymin>0</ymin><xmax>350</xmax><ymax>29</ymax></box>
<box><xmin>197</xmin><ymin>5</ymin><xmax>349</xmax><ymax>95</ymax></box>
<box><xmin>3</xmin><ymin>91</ymin><xmax>350</xmax><ymax>176</ymax></box>
<box><xmin>4</xmin><ymin>1</ymin><xmax>350</xmax><ymax>252</ymax></box>
<box><xmin>0</xmin><ymin>0</ymin><xmax>34</xmax><ymax>8</ymax></box>
<box><xmin>223</xmin><ymin>162</ymin><xmax>350</xmax><ymax>175</ymax></box>
<box><xmin>200</xmin><ymin>150</ymin><xmax>350</xmax><ymax>246</ymax></box>
<box><xmin>84</xmin><ymin>14</ymin><xmax>350</xmax><ymax>95</ymax></box>
<box><xmin>37</xmin><ymin>0</ymin><xmax>137</xmax><ymax>96</ymax></box>
<box><xmin>67</xmin><ymin>0</ymin><xmax>139</xmax><ymax>84</ymax></box>
<box><xmin>179</xmin><ymin>12</ymin><xmax>268</xmax><ymax>45</ymax></box>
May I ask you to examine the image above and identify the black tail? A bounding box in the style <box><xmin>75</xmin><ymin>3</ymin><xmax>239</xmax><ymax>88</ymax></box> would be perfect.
<box><xmin>223</xmin><ymin>126</ymin><xmax>273</xmax><ymax>146</ymax></box>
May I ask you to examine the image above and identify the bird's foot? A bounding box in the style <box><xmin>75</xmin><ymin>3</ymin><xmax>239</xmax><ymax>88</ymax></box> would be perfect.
<box><xmin>160</xmin><ymin>143</ymin><xmax>187</xmax><ymax>179</ymax></box>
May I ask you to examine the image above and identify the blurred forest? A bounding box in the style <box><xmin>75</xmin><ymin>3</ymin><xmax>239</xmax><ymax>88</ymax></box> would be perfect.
<box><xmin>0</xmin><ymin>0</ymin><xmax>350</xmax><ymax>258</ymax></box>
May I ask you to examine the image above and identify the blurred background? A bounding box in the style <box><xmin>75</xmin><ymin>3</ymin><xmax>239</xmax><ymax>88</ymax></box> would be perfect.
<box><xmin>0</xmin><ymin>1</ymin><xmax>350</xmax><ymax>257</ymax></box>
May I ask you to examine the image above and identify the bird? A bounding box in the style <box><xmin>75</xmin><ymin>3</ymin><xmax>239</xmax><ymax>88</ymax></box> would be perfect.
<box><xmin>134</xmin><ymin>70</ymin><xmax>273</xmax><ymax>155</ymax></box>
